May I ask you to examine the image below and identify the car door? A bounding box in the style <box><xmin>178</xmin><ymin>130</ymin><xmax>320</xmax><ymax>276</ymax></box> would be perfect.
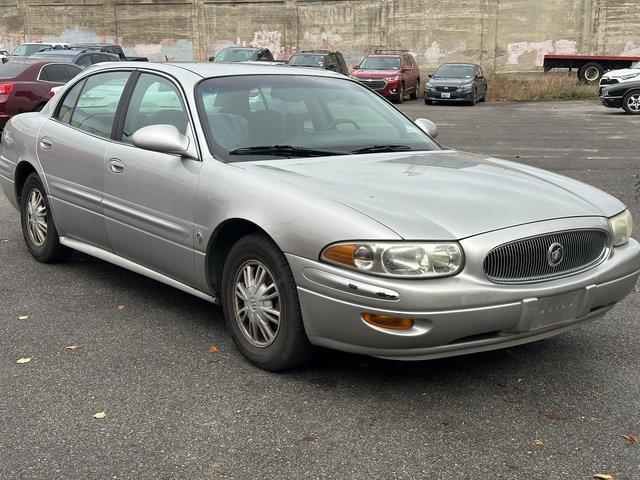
<box><xmin>37</xmin><ymin>70</ymin><xmax>132</xmax><ymax>248</ymax></box>
<box><xmin>103</xmin><ymin>71</ymin><xmax>201</xmax><ymax>287</ymax></box>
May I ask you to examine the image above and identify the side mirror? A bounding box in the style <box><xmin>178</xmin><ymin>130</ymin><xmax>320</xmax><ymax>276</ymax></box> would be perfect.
<box><xmin>477</xmin><ymin>75</ymin><xmax>484</xmax><ymax>80</ymax></box>
<box><xmin>427</xmin><ymin>73</ymin><xmax>433</xmax><ymax>78</ymax></box>
<box><xmin>414</xmin><ymin>118</ymin><xmax>438</xmax><ymax>139</ymax></box>
<box><xmin>132</xmin><ymin>124</ymin><xmax>197</xmax><ymax>158</ymax></box>
<box><xmin>327</xmin><ymin>63</ymin><xmax>337</xmax><ymax>70</ymax></box>
<box><xmin>352</xmin><ymin>64</ymin><xmax>359</xmax><ymax>70</ymax></box>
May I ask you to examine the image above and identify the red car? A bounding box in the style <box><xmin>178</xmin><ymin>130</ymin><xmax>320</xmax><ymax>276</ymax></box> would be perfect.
<box><xmin>350</xmin><ymin>50</ymin><xmax>421</xmax><ymax>103</ymax></box>
<box><xmin>0</xmin><ymin>59</ymin><xmax>81</xmax><ymax>130</ymax></box>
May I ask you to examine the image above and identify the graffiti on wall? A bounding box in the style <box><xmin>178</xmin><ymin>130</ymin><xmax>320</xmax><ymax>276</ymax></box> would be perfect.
<box><xmin>507</xmin><ymin>39</ymin><xmax>577</xmax><ymax>66</ymax></box>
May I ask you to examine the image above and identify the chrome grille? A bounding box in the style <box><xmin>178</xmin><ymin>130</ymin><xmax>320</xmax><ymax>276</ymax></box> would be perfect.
<box><xmin>358</xmin><ymin>79</ymin><xmax>386</xmax><ymax>90</ymax></box>
<box><xmin>483</xmin><ymin>230</ymin><xmax>609</xmax><ymax>284</ymax></box>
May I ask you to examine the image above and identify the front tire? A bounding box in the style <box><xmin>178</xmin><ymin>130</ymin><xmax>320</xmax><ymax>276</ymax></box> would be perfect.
<box><xmin>221</xmin><ymin>233</ymin><xmax>312</xmax><ymax>371</ymax></box>
<box><xmin>622</xmin><ymin>91</ymin><xmax>640</xmax><ymax>115</ymax></box>
<box><xmin>394</xmin><ymin>83</ymin><xmax>404</xmax><ymax>104</ymax></box>
<box><xmin>19</xmin><ymin>173</ymin><xmax>71</xmax><ymax>263</ymax></box>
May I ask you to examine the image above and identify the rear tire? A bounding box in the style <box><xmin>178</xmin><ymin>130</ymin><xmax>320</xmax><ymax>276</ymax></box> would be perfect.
<box><xmin>221</xmin><ymin>233</ymin><xmax>312</xmax><ymax>371</ymax></box>
<box><xmin>622</xmin><ymin>90</ymin><xmax>640</xmax><ymax>115</ymax></box>
<box><xmin>19</xmin><ymin>173</ymin><xmax>71</xmax><ymax>263</ymax></box>
<box><xmin>424</xmin><ymin>99</ymin><xmax>433</xmax><ymax>105</ymax></box>
<box><xmin>578</xmin><ymin>62</ymin><xmax>604</xmax><ymax>83</ymax></box>
<box><xmin>410</xmin><ymin>79</ymin><xmax>419</xmax><ymax>100</ymax></box>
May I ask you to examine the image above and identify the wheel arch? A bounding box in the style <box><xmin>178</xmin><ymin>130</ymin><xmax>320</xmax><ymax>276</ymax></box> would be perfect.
<box><xmin>205</xmin><ymin>217</ymin><xmax>279</xmax><ymax>295</ymax></box>
<box><xmin>14</xmin><ymin>161</ymin><xmax>38</xmax><ymax>205</ymax></box>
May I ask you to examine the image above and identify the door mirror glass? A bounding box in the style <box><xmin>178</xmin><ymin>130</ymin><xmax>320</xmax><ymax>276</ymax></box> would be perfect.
<box><xmin>327</xmin><ymin>63</ymin><xmax>337</xmax><ymax>70</ymax></box>
<box><xmin>414</xmin><ymin>118</ymin><xmax>438</xmax><ymax>139</ymax></box>
<box><xmin>132</xmin><ymin>124</ymin><xmax>195</xmax><ymax>157</ymax></box>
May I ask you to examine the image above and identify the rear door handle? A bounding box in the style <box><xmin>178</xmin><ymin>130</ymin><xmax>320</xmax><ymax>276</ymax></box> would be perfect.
<box><xmin>39</xmin><ymin>137</ymin><xmax>52</xmax><ymax>150</ymax></box>
<box><xmin>108</xmin><ymin>158</ymin><xmax>125</xmax><ymax>174</ymax></box>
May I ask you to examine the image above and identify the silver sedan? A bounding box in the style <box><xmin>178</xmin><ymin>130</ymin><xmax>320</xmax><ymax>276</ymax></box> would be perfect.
<box><xmin>1</xmin><ymin>62</ymin><xmax>638</xmax><ymax>370</ymax></box>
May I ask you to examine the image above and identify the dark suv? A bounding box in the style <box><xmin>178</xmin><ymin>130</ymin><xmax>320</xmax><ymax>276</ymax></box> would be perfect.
<box><xmin>349</xmin><ymin>50</ymin><xmax>421</xmax><ymax>103</ymax></box>
<box><xmin>210</xmin><ymin>47</ymin><xmax>274</xmax><ymax>63</ymax></box>
<box><xmin>288</xmin><ymin>50</ymin><xmax>349</xmax><ymax>76</ymax></box>
<box><xmin>29</xmin><ymin>49</ymin><xmax>120</xmax><ymax>69</ymax></box>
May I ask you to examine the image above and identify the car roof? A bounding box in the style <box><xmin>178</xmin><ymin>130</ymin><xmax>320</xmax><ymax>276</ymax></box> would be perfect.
<box><xmin>219</xmin><ymin>47</ymin><xmax>264</xmax><ymax>51</ymax></box>
<box><xmin>297</xmin><ymin>50</ymin><xmax>333</xmax><ymax>55</ymax></box>
<box><xmin>86</xmin><ymin>61</ymin><xmax>347</xmax><ymax>79</ymax></box>
<box><xmin>366</xmin><ymin>54</ymin><xmax>402</xmax><ymax>58</ymax></box>
<box><xmin>438</xmin><ymin>62</ymin><xmax>478</xmax><ymax>67</ymax></box>
<box><xmin>31</xmin><ymin>49</ymin><xmax>79</xmax><ymax>57</ymax></box>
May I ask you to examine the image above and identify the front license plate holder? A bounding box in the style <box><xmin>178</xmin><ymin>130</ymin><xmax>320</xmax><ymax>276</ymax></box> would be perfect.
<box><xmin>441</xmin><ymin>92</ymin><xmax>451</xmax><ymax>98</ymax></box>
<box><xmin>529</xmin><ymin>291</ymin><xmax>581</xmax><ymax>330</ymax></box>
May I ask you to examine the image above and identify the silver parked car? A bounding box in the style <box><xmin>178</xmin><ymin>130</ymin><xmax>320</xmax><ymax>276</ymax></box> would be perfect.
<box><xmin>1</xmin><ymin>62</ymin><xmax>638</xmax><ymax>371</ymax></box>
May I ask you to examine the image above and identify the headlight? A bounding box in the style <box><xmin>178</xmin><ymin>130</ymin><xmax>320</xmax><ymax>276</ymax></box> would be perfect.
<box><xmin>609</xmin><ymin>210</ymin><xmax>633</xmax><ymax>246</ymax></box>
<box><xmin>459</xmin><ymin>83</ymin><xmax>473</xmax><ymax>91</ymax></box>
<box><xmin>321</xmin><ymin>241</ymin><xmax>464</xmax><ymax>278</ymax></box>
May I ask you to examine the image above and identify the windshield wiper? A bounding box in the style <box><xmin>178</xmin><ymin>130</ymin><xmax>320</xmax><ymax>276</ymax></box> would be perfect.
<box><xmin>228</xmin><ymin>145</ymin><xmax>343</xmax><ymax>158</ymax></box>
<box><xmin>350</xmin><ymin>144</ymin><xmax>414</xmax><ymax>154</ymax></box>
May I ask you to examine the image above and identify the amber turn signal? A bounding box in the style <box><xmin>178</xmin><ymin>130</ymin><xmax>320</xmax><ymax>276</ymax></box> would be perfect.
<box><xmin>362</xmin><ymin>313</ymin><xmax>414</xmax><ymax>330</ymax></box>
<box><xmin>322</xmin><ymin>243</ymin><xmax>357</xmax><ymax>266</ymax></box>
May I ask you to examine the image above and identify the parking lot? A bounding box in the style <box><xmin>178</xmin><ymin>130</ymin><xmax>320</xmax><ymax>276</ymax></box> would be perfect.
<box><xmin>1</xmin><ymin>99</ymin><xmax>639</xmax><ymax>479</ymax></box>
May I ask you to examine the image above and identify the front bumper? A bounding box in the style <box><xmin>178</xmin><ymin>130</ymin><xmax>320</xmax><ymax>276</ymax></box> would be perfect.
<box><xmin>355</xmin><ymin>78</ymin><xmax>401</xmax><ymax>98</ymax></box>
<box><xmin>425</xmin><ymin>89</ymin><xmax>474</xmax><ymax>102</ymax></box>
<box><xmin>287</xmin><ymin>217</ymin><xmax>640</xmax><ymax>360</ymax></box>
<box><xmin>600</xmin><ymin>95</ymin><xmax>623</xmax><ymax>109</ymax></box>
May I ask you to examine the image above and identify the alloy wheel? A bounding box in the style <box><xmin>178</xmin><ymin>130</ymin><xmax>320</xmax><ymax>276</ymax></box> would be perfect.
<box><xmin>626</xmin><ymin>94</ymin><xmax>640</xmax><ymax>112</ymax></box>
<box><xmin>233</xmin><ymin>260</ymin><xmax>281</xmax><ymax>347</ymax></box>
<box><xmin>26</xmin><ymin>189</ymin><xmax>47</xmax><ymax>246</ymax></box>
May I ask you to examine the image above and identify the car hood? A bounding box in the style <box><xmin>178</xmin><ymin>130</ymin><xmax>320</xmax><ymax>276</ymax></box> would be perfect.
<box><xmin>235</xmin><ymin>150</ymin><xmax>624</xmax><ymax>240</ymax></box>
<box><xmin>352</xmin><ymin>69</ymin><xmax>400</xmax><ymax>79</ymax></box>
<box><xmin>602</xmin><ymin>68</ymin><xmax>640</xmax><ymax>80</ymax></box>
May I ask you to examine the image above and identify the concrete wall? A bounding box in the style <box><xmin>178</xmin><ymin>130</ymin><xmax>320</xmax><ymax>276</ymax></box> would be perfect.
<box><xmin>0</xmin><ymin>0</ymin><xmax>637</xmax><ymax>72</ymax></box>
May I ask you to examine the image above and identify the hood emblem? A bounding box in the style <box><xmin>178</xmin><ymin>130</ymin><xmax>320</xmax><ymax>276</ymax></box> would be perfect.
<box><xmin>547</xmin><ymin>242</ymin><xmax>564</xmax><ymax>267</ymax></box>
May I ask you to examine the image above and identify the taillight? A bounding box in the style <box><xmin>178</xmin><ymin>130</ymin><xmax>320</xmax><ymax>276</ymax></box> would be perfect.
<box><xmin>48</xmin><ymin>89</ymin><xmax>55</xmax><ymax>99</ymax></box>
<box><xmin>0</xmin><ymin>83</ymin><xmax>14</xmax><ymax>95</ymax></box>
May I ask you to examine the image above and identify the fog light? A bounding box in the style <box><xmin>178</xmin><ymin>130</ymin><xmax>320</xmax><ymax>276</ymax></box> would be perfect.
<box><xmin>362</xmin><ymin>313</ymin><xmax>414</xmax><ymax>330</ymax></box>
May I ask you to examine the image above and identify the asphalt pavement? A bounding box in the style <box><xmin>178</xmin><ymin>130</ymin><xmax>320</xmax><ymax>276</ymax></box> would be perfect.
<box><xmin>1</xmin><ymin>100</ymin><xmax>639</xmax><ymax>479</ymax></box>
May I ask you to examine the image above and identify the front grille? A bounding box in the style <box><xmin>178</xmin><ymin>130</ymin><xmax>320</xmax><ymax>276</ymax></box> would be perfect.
<box><xmin>600</xmin><ymin>78</ymin><xmax>619</xmax><ymax>86</ymax></box>
<box><xmin>359</xmin><ymin>79</ymin><xmax>386</xmax><ymax>90</ymax></box>
<box><xmin>435</xmin><ymin>86</ymin><xmax>458</xmax><ymax>92</ymax></box>
<box><xmin>483</xmin><ymin>230</ymin><xmax>609</xmax><ymax>284</ymax></box>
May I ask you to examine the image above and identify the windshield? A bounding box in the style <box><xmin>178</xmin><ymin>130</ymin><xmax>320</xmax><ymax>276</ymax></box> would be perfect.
<box><xmin>0</xmin><ymin>62</ymin><xmax>31</xmax><ymax>79</ymax></box>
<box><xmin>214</xmin><ymin>49</ymin><xmax>258</xmax><ymax>63</ymax></box>
<box><xmin>196</xmin><ymin>75</ymin><xmax>439</xmax><ymax>162</ymax></box>
<box><xmin>288</xmin><ymin>54</ymin><xmax>325</xmax><ymax>68</ymax></box>
<box><xmin>434</xmin><ymin>64</ymin><xmax>475</xmax><ymax>79</ymax></box>
<box><xmin>11</xmin><ymin>44</ymin><xmax>52</xmax><ymax>56</ymax></box>
<box><xmin>359</xmin><ymin>57</ymin><xmax>400</xmax><ymax>70</ymax></box>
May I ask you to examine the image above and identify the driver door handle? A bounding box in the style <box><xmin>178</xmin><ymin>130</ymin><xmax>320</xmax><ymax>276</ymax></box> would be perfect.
<box><xmin>108</xmin><ymin>158</ymin><xmax>125</xmax><ymax>174</ymax></box>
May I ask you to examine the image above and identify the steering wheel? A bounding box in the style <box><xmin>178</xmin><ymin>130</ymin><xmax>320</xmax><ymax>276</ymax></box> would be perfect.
<box><xmin>322</xmin><ymin>119</ymin><xmax>361</xmax><ymax>130</ymax></box>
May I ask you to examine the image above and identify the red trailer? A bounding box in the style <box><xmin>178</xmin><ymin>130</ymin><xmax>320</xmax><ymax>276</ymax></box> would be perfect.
<box><xmin>543</xmin><ymin>54</ymin><xmax>640</xmax><ymax>83</ymax></box>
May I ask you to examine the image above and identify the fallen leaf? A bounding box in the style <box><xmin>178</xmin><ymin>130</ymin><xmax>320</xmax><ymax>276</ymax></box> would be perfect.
<box><xmin>209</xmin><ymin>345</ymin><xmax>219</xmax><ymax>353</ymax></box>
<box><xmin>593</xmin><ymin>474</ymin><xmax>614</xmax><ymax>480</ymax></box>
<box><xmin>65</xmin><ymin>344</ymin><xmax>81</xmax><ymax>350</ymax></box>
<box><xmin>517</xmin><ymin>378</ymin><xmax>524</xmax><ymax>383</ymax></box>
<box><xmin>16</xmin><ymin>357</ymin><xmax>31</xmax><ymax>364</ymax></box>
<box><xmin>622</xmin><ymin>434</ymin><xmax>638</xmax><ymax>444</ymax></box>
<box><xmin>18</xmin><ymin>315</ymin><xmax>28</xmax><ymax>320</ymax></box>
<box><xmin>546</xmin><ymin>411</ymin><xmax>564</xmax><ymax>421</ymax></box>
<box><xmin>532</xmin><ymin>438</ymin><xmax>544</xmax><ymax>447</ymax></box>
<box><xmin>93</xmin><ymin>411</ymin><xmax>107</xmax><ymax>419</ymax></box>
<box><xmin>117</xmin><ymin>304</ymin><xmax>126</xmax><ymax>310</ymax></box>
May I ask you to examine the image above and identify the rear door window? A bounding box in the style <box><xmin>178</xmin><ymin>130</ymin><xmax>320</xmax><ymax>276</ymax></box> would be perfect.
<box><xmin>39</xmin><ymin>64</ymin><xmax>67</xmax><ymax>83</ymax></box>
<box><xmin>64</xmin><ymin>71</ymin><xmax>130</xmax><ymax>138</ymax></box>
<box><xmin>76</xmin><ymin>55</ymin><xmax>91</xmax><ymax>67</ymax></box>
<box><xmin>56</xmin><ymin>79</ymin><xmax>86</xmax><ymax>124</ymax></box>
<box><xmin>61</xmin><ymin>64</ymin><xmax>82</xmax><ymax>81</ymax></box>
